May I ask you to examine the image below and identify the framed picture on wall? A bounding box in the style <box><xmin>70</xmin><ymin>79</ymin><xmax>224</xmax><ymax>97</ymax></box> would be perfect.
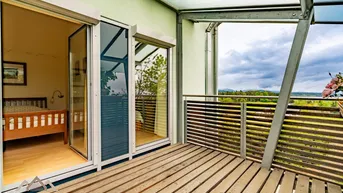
<box><xmin>3</xmin><ymin>61</ymin><xmax>27</xmax><ymax>85</ymax></box>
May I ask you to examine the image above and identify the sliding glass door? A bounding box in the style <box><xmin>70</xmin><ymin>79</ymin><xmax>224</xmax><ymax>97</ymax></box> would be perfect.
<box><xmin>135</xmin><ymin>42</ymin><xmax>169</xmax><ymax>147</ymax></box>
<box><xmin>100</xmin><ymin>21</ymin><xmax>129</xmax><ymax>161</ymax></box>
<box><xmin>69</xmin><ymin>25</ymin><xmax>89</xmax><ymax>159</ymax></box>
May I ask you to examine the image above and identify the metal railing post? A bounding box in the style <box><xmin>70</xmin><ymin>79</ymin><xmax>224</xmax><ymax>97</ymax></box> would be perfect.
<box><xmin>240</xmin><ymin>103</ymin><xmax>247</xmax><ymax>159</ymax></box>
<box><xmin>142</xmin><ymin>97</ymin><xmax>146</xmax><ymax>131</ymax></box>
<box><xmin>183</xmin><ymin>100</ymin><xmax>188</xmax><ymax>143</ymax></box>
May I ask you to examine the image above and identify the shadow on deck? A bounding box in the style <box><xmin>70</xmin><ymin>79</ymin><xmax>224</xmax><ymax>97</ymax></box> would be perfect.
<box><xmin>44</xmin><ymin>144</ymin><xmax>342</xmax><ymax>193</ymax></box>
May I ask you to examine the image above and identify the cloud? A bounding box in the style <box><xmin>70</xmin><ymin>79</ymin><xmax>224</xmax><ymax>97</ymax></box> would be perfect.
<box><xmin>218</xmin><ymin>24</ymin><xmax>343</xmax><ymax>92</ymax></box>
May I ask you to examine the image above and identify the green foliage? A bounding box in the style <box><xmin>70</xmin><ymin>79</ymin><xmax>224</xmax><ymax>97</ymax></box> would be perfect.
<box><xmin>218</xmin><ymin>90</ymin><xmax>338</xmax><ymax>107</ymax></box>
<box><xmin>218</xmin><ymin>90</ymin><xmax>278</xmax><ymax>103</ymax></box>
<box><xmin>101</xmin><ymin>70</ymin><xmax>117</xmax><ymax>95</ymax></box>
<box><xmin>292</xmin><ymin>100</ymin><xmax>337</xmax><ymax>107</ymax></box>
<box><xmin>136</xmin><ymin>54</ymin><xmax>167</xmax><ymax>96</ymax></box>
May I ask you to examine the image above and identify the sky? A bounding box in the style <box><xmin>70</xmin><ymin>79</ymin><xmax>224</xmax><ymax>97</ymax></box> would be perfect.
<box><xmin>218</xmin><ymin>23</ymin><xmax>343</xmax><ymax>93</ymax></box>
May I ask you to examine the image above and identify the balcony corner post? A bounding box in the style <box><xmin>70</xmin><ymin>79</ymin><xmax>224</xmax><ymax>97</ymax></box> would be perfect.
<box><xmin>184</xmin><ymin>100</ymin><xmax>188</xmax><ymax>144</ymax></box>
<box><xmin>176</xmin><ymin>14</ymin><xmax>184</xmax><ymax>143</ymax></box>
<box><xmin>240</xmin><ymin>103</ymin><xmax>247</xmax><ymax>159</ymax></box>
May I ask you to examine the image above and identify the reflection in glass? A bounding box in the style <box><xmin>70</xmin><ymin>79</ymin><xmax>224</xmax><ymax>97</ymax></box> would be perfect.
<box><xmin>135</xmin><ymin>42</ymin><xmax>168</xmax><ymax>146</ymax></box>
<box><xmin>100</xmin><ymin>22</ymin><xmax>129</xmax><ymax>161</ymax></box>
<box><xmin>69</xmin><ymin>26</ymin><xmax>88</xmax><ymax>157</ymax></box>
<box><xmin>315</xmin><ymin>5</ymin><xmax>343</xmax><ymax>22</ymax></box>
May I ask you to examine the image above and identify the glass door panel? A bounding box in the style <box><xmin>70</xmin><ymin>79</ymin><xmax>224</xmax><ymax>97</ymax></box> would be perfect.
<box><xmin>135</xmin><ymin>41</ymin><xmax>168</xmax><ymax>147</ymax></box>
<box><xmin>69</xmin><ymin>25</ymin><xmax>88</xmax><ymax>158</ymax></box>
<box><xmin>100</xmin><ymin>22</ymin><xmax>129</xmax><ymax>161</ymax></box>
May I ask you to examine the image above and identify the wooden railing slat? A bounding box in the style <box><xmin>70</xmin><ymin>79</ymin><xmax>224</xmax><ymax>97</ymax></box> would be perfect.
<box><xmin>185</xmin><ymin>99</ymin><xmax>343</xmax><ymax>185</ymax></box>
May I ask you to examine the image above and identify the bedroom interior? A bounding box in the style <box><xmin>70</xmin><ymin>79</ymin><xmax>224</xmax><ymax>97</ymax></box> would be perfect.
<box><xmin>2</xmin><ymin>2</ymin><xmax>88</xmax><ymax>185</ymax></box>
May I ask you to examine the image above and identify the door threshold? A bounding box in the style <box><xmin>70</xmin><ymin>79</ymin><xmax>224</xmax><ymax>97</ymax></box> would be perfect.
<box><xmin>134</xmin><ymin>138</ymin><xmax>171</xmax><ymax>156</ymax></box>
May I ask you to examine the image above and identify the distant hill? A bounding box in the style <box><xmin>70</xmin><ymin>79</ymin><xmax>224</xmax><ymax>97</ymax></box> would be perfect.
<box><xmin>218</xmin><ymin>89</ymin><xmax>321</xmax><ymax>97</ymax></box>
<box><xmin>291</xmin><ymin>92</ymin><xmax>322</xmax><ymax>97</ymax></box>
<box><xmin>218</xmin><ymin>88</ymin><xmax>234</xmax><ymax>92</ymax></box>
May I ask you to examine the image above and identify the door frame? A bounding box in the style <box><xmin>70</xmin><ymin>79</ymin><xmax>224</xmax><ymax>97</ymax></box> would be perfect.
<box><xmin>0</xmin><ymin>1</ymin><xmax>100</xmax><ymax>192</ymax></box>
<box><xmin>131</xmin><ymin>27</ymin><xmax>176</xmax><ymax>155</ymax></box>
<box><xmin>68</xmin><ymin>24</ymin><xmax>90</xmax><ymax>159</ymax></box>
<box><xmin>97</xmin><ymin>16</ymin><xmax>134</xmax><ymax>168</ymax></box>
<box><xmin>0</xmin><ymin>3</ymin><xmax>3</xmax><ymax>192</ymax></box>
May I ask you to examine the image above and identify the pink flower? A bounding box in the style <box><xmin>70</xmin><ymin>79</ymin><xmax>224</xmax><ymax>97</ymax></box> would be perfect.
<box><xmin>331</xmin><ymin>78</ymin><xmax>338</xmax><ymax>84</ymax></box>
<box><xmin>326</xmin><ymin>83</ymin><xmax>334</xmax><ymax>89</ymax></box>
<box><xmin>332</xmin><ymin>84</ymin><xmax>339</xmax><ymax>90</ymax></box>
<box><xmin>322</xmin><ymin>88</ymin><xmax>334</xmax><ymax>98</ymax></box>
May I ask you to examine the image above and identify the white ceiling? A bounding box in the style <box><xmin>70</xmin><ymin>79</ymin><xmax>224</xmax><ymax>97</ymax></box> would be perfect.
<box><xmin>160</xmin><ymin>0</ymin><xmax>301</xmax><ymax>10</ymax></box>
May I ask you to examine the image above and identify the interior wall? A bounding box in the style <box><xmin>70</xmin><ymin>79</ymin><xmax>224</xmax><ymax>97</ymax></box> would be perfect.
<box><xmin>2</xmin><ymin>3</ymin><xmax>81</xmax><ymax>110</ymax></box>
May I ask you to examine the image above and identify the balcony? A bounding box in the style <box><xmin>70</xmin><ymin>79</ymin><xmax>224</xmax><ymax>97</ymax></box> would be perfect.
<box><xmin>47</xmin><ymin>95</ymin><xmax>343</xmax><ymax>193</ymax></box>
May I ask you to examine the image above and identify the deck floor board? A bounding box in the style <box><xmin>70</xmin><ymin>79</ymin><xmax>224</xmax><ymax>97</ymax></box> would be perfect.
<box><xmin>46</xmin><ymin>144</ymin><xmax>343</xmax><ymax>193</ymax></box>
<box><xmin>242</xmin><ymin>168</ymin><xmax>270</xmax><ymax>193</ymax></box>
<box><xmin>175</xmin><ymin>155</ymin><xmax>235</xmax><ymax>193</ymax></box>
<box><xmin>160</xmin><ymin>152</ymin><xmax>226</xmax><ymax>193</ymax></box>
<box><xmin>85</xmin><ymin>145</ymin><xmax>201</xmax><ymax>193</ymax></box>
<box><xmin>312</xmin><ymin>179</ymin><xmax>326</xmax><ymax>193</ymax></box>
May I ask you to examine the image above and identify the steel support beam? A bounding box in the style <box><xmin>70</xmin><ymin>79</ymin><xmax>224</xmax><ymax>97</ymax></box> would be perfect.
<box><xmin>261</xmin><ymin>11</ymin><xmax>313</xmax><ymax>169</ymax></box>
<box><xmin>205</xmin><ymin>22</ymin><xmax>220</xmax><ymax>98</ymax></box>
<box><xmin>301</xmin><ymin>0</ymin><xmax>313</xmax><ymax>17</ymax></box>
<box><xmin>213</xmin><ymin>26</ymin><xmax>219</xmax><ymax>96</ymax></box>
<box><xmin>101</xmin><ymin>28</ymin><xmax>124</xmax><ymax>57</ymax></box>
<box><xmin>206</xmin><ymin>22</ymin><xmax>221</xmax><ymax>32</ymax></box>
<box><xmin>176</xmin><ymin>15</ymin><xmax>184</xmax><ymax>143</ymax></box>
<box><xmin>101</xmin><ymin>55</ymin><xmax>127</xmax><ymax>64</ymax></box>
<box><xmin>180</xmin><ymin>9</ymin><xmax>303</xmax><ymax>23</ymax></box>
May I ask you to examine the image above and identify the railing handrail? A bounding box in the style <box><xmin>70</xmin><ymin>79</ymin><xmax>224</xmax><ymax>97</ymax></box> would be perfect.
<box><xmin>183</xmin><ymin>94</ymin><xmax>342</xmax><ymax>101</ymax></box>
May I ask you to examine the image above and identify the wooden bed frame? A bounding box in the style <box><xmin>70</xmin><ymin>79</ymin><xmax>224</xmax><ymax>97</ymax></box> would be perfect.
<box><xmin>3</xmin><ymin>97</ymin><xmax>68</xmax><ymax>144</ymax></box>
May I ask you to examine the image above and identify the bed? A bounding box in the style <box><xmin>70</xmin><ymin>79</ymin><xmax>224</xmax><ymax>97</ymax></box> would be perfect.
<box><xmin>2</xmin><ymin>97</ymin><xmax>68</xmax><ymax>144</ymax></box>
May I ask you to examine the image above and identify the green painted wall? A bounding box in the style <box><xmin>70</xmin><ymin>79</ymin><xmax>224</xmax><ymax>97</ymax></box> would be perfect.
<box><xmin>183</xmin><ymin>20</ymin><xmax>208</xmax><ymax>95</ymax></box>
<box><xmin>79</xmin><ymin>0</ymin><xmax>208</xmax><ymax>143</ymax></box>
<box><xmin>80</xmin><ymin>0</ymin><xmax>176</xmax><ymax>38</ymax></box>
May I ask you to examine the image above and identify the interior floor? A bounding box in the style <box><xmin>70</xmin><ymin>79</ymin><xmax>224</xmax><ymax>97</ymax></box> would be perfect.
<box><xmin>72</xmin><ymin>130</ymin><xmax>88</xmax><ymax>157</ymax></box>
<box><xmin>136</xmin><ymin>130</ymin><xmax>165</xmax><ymax>147</ymax></box>
<box><xmin>3</xmin><ymin>134</ymin><xmax>87</xmax><ymax>185</ymax></box>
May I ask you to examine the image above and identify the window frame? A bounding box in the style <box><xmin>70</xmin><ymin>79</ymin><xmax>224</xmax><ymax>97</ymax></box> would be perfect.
<box><xmin>132</xmin><ymin>26</ymin><xmax>175</xmax><ymax>155</ymax></box>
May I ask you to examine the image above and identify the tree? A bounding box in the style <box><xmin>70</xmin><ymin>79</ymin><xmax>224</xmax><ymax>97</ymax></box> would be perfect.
<box><xmin>101</xmin><ymin>70</ymin><xmax>117</xmax><ymax>96</ymax></box>
<box><xmin>135</xmin><ymin>54</ymin><xmax>167</xmax><ymax>96</ymax></box>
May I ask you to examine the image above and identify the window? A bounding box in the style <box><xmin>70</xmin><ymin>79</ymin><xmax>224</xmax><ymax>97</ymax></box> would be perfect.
<box><xmin>135</xmin><ymin>41</ymin><xmax>168</xmax><ymax>147</ymax></box>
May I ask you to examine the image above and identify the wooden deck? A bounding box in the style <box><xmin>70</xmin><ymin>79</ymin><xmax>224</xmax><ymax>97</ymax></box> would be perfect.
<box><xmin>47</xmin><ymin>144</ymin><xmax>343</xmax><ymax>193</ymax></box>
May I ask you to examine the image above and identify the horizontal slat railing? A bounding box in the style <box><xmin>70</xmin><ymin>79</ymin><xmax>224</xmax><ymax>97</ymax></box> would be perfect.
<box><xmin>246</xmin><ymin>102</ymin><xmax>275</xmax><ymax>162</ymax></box>
<box><xmin>186</xmin><ymin>100</ymin><xmax>241</xmax><ymax>156</ymax></box>
<box><xmin>135</xmin><ymin>95</ymin><xmax>167</xmax><ymax>133</ymax></box>
<box><xmin>184</xmin><ymin>95</ymin><xmax>343</xmax><ymax>185</ymax></box>
<box><xmin>274</xmin><ymin>103</ymin><xmax>343</xmax><ymax>185</ymax></box>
